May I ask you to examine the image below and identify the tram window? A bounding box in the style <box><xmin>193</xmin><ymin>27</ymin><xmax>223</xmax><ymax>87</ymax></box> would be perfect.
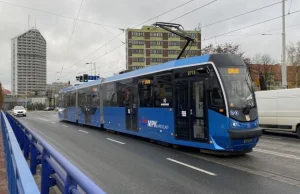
<box><xmin>117</xmin><ymin>79</ymin><xmax>132</xmax><ymax>107</ymax></box>
<box><xmin>104</xmin><ymin>83</ymin><xmax>117</xmax><ymax>107</ymax></box>
<box><xmin>69</xmin><ymin>92</ymin><xmax>76</xmax><ymax>107</ymax></box>
<box><xmin>59</xmin><ymin>94</ymin><xmax>64</xmax><ymax>107</ymax></box>
<box><xmin>78</xmin><ymin>88</ymin><xmax>86</xmax><ymax>108</ymax></box>
<box><xmin>91</xmin><ymin>86</ymin><xmax>100</xmax><ymax>108</ymax></box>
<box><xmin>153</xmin><ymin>74</ymin><xmax>172</xmax><ymax>107</ymax></box>
<box><xmin>64</xmin><ymin>93</ymin><xmax>69</xmax><ymax>107</ymax></box>
<box><xmin>139</xmin><ymin>83</ymin><xmax>153</xmax><ymax>107</ymax></box>
<box><xmin>210</xmin><ymin>76</ymin><xmax>225</xmax><ymax>107</ymax></box>
<box><xmin>116</xmin><ymin>81</ymin><xmax>125</xmax><ymax>107</ymax></box>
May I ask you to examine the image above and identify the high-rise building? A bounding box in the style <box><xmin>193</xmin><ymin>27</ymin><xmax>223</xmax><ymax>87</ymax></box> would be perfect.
<box><xmin>125</xmin><ymin>25</ymin><xmax>201</xmax><ymax>70</ymax></box>
<box><xmin>11</xmin><ymin>29</ymin><xmax>47</xmax><ymax>96</ymax></box>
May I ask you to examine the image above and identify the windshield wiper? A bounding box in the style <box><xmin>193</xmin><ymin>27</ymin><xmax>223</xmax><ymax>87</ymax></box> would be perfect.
<box><xmin>243</xmin><ymin>104</ymin><xmax>251</xmax><ymax>115</ymax></box>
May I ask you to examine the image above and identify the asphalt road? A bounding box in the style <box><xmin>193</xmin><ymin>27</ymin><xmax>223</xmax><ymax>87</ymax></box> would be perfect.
<box><xmin>15</xmin><ymin>111</ymin><xmax>300</xmax><ymax>194</ymax></box>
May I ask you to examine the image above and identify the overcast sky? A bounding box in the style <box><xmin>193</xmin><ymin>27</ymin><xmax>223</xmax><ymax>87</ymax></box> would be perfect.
<box><xmin>0</xmin><ymin>0</ymin><xmax>300</xmax><ymax>90</ymax></box>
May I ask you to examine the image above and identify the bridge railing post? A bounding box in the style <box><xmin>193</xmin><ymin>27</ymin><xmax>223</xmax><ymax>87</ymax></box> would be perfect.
<box><xmin>23</xmin><ymin>131</ymin><xmax>30</xmax><ymax>159</ymax></box>
<box><xmin>41</xmin><ymin>150</ymin><xmax>56</xmax><ymax>194</ymax></box>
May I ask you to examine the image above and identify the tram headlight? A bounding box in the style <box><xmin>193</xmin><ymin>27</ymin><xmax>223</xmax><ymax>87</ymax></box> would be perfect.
<box><xmin>231</xmin><ymin>121</ymin><xmax>241</xmax><ymax>128</ymax></box>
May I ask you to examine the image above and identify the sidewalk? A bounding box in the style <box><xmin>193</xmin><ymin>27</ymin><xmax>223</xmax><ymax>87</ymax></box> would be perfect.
<box><xmin>0</xmin><ymin>129</ymin><xmax>8</xmax><ymax>194</ymax></box>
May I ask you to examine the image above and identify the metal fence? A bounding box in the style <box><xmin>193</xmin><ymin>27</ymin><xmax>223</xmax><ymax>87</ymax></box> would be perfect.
<box><xmin>3</xmin><ymin>112</ymin><xmax>106</xmax><ymax>194</ymax></box>
<box><xmin>1</xmin><ymin>111</ymin><xmax>40</xmax><ymax>194</ymax></box>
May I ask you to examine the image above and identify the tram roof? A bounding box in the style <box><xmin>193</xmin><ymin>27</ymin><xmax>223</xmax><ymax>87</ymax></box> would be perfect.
<box><xmin>59</xmin><ymin>53</ymin><xmax>244</xmax><ymax>93</ymax></box>
<box><xmin>103</xmin><ymin>54</ymin><xmax>211</xmax><ymax>83</ymax></box>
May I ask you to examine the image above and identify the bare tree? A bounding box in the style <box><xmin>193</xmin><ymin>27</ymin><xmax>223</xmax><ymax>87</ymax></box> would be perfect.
<box><xmin>201</xmin><ymin>43</ymin><xmax>251</xmax><ymax>65</ymax></box>
<box><xmin>250</xmin><ymin>54</ymin><xmax>278</xmax><ymax>90</ymax></box>
<box><xmin>287</xmin><ymin>41</ymin><xmax>300</xmax><ymax>87</ymax></box>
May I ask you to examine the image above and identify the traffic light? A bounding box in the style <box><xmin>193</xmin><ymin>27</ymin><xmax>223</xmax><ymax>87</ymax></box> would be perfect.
<box><xmin>83</xmin><ymin>74</ymin><xmax>88</xmax><ymax>82</ymax></box>
<box><xmin>79</xmin><ymin>76</ymin><xmax>83</xmax><ymax>82</ymax></box>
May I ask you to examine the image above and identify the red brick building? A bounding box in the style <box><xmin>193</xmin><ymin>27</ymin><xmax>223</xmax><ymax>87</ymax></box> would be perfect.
<box><xmin>248</xmin><ymin>64</ymin><xmax>300</xmax><ymax>90</ymax></box>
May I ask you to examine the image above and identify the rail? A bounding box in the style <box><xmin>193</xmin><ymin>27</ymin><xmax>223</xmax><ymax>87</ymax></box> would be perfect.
<box><xmin>1</xmin><ymin>111</ymin><xmax>40</xmax><ymax>194</ymax></box>
<box><xmin>5</xmin><ymin>112</ymin><xmax>106</xmax><ymax>194</ymax></box>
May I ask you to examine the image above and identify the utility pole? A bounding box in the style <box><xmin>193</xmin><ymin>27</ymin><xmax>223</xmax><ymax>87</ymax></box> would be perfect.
<box><xmin>25</xmin><ymin>77</ymin><xmax>27</xmax><ymax>108</ymax></box>
<box><xmin>282</xmin><ymin>0</ymin><xmax>287</xmax><ymax>88</ymax></box>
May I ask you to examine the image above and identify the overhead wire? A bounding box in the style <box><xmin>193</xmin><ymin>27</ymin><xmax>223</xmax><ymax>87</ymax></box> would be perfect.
<box><xmin>64</xmin><ymin>44</ymin><xmax>124</xmax><ymax>79</ymax></box>
<box><xmin>288</xmin><ymin>0</ymin><xmax>293</xmax><ymax>14</ymax></box>
<box><xmin>169</xmin><ymin>0</ymin><xmax>217</xmax><ymax>22</ymax></box>
<box><xmin>209</xmin><ymin>22</ymin><xmax>300</xmax><ymax>45</ymax></box>
<box><xmin>203</xmin><ymin>9</ymin><xmax>300</xmax><ymax>41</ymax></box>
<box><xmin>58</xmin><ymin>0</ymin><xmax>84</xmax><ymax>79</ymax></box>
<box><xmin>201</xmin><ymin>0</ymin><xmax>283</xmax><ymax>29</ymax></box>
<box><xmin>61</xmin><ymin>0</ymin><xmax>202</xmax><ymax>77</ymax></box>
<box><xmin>0</xmin><ymin>0</ymin><xmax>120</xmax><ymax>29</ymax></box>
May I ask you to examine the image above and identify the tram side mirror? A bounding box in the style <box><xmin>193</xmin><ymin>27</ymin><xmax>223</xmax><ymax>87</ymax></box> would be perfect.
<box><xmin>204</xmin><ymin>78</ymin><xmax>213</xmax><ymax>91</ymax></box>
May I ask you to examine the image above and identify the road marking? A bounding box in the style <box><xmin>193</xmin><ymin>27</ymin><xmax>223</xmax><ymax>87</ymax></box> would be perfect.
<box><xmin>166</xmin><ymin>158</ymin><xmax>217</xmax><ymax>176</ymax></box>
<box><xmin>61</xmin><ymin>125</ymin><xmax>68</xmax><ymax>128</ymax></box>
<box><xmin>254</xmin><ymin>148</ymin><xmax>300</xmax><ymax>160</ymax></box>
<box><xmin>78</xmin><ymin>130</ymin><xmax>89</xmax><ymax>133</ymax></box>
<box><xmin>51</xmin><ymin>122</ymin><xmax>56</xmax><ymax>124</ymax></box>
<box><xmin>106</xmin><ymin>138</ymin><xmax>126</xmax><ymax>145</ymax></box>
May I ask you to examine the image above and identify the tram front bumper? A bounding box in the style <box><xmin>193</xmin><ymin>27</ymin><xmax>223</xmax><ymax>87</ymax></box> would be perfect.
<box><xmin>228</xmin><ymin>127</ymin><xmax>262</xmax><ymax>140</ymax></box>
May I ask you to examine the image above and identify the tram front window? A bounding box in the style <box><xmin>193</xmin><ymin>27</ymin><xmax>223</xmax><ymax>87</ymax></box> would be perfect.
<box><xmin>219</xmin><ymin>67</ymin><xmax>257</xmax><ymax>121</ymax></box>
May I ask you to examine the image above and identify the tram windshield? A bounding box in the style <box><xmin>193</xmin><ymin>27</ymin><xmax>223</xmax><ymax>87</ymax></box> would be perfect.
<box><xmin>219</xmin><ymin>67</ymin><xmax>256</xmax><ymax>110</ymax></box>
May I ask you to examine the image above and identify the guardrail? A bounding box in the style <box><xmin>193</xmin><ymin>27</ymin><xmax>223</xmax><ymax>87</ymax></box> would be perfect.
<box><xmin>5</xmin><ymin>112</ymin><xmax>106</xmax><ymax>194</ymax></box>
<box><xmin>1</xmin><ymin>111</ymin><xmax>40</xmax><ymax>194</ymax></box>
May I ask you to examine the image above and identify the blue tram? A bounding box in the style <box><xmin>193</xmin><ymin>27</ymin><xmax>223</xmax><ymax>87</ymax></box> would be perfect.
<box><xmin>58</xmin><ymin>54</ymin><xmax>262</xmax><ymax>153</ymax></box>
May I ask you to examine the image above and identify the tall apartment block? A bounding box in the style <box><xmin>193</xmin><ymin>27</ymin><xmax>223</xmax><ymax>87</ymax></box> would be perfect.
<box><xmin>11</xmin><ymin>29</ymin><xmax>47</xmax><ymax>96</ymax></box>
<box><xmin>126</xmin><ymin>25</ymin><xmax>201</xmax><ymax>70</ymax></box>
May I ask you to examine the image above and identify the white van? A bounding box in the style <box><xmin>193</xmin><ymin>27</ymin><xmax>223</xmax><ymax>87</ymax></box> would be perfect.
<box><xmin>255</xmin><ymin>88</ymin><xmax>300</xmax><ymax>138</ymax></box>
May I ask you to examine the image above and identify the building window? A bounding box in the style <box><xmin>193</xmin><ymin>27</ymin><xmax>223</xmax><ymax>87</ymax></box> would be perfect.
<box><xmin>131</xmin><ymin>49</ymin><xmax>144</xmax><ymax>54</ymax></box>
<box><xmin>150</xmin><ymin>32</ymin><xmax>163</xmax><ymax>37</ymax></box>
<box><xmin>131</xmin><ymin>40</ymin><xmax>145</xmax><ymax>45</ymax></box>
<box><xmin>150</xmin><ymin>49</ymin><xmax>162</xmax><ymax>54</ymax></box>
<box><xmin>168</xmin><ymin>50</ymin><xmax>179</xmax><ymax>55</ymax></box>
<box><xmin>150</xmin><ymin>58</ymin><xmax>163</xmax><ymax>63</ymax></box>
<box><xmin>188</xmin><ymin>33</ymin><xmax>197</xmax><ymax>38</ymax></box>
<box><xmin>132</xmin><ymin>58</ymin><xmax>145</xmax><ymax>62</ymax></box>
<box><xmin>150</xmin><ymin>41</ymin><xmax>162</xmax><ymax>46</ymax></box>
<box><xmin>132</xmin><ymin>32</ymin><xmax>144</xmax><ymax>36</ymax></box>
<box><xmin>168</xmin><ymin>58</ymin><xmax>176</xmax><ymax>61</ymax></box>
<box><xmin>191</xmin><ymin>42</ymin><xmax>198</xmax><ymax>46</ymax></box>
<box><xmin>186</xmin><ymin>50</ymin><xmax>199</xmax><ymax>56</ymax></box>
<box><xmin>168</xmin><ymin>33</ymin><xmax>178</xmax><ymax>38</ymax></box>
<box><xmin>168</xmin><ymin>41</ymin><xmax>180</xmax><ymax>46</ymax></box>
<box><xmin>130</xmin><ymin>66</ymin><xmax>144</xmax><ymax>70</ymax></box>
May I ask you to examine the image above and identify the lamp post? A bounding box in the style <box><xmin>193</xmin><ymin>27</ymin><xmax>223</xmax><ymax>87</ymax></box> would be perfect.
<box><xmin>86</xmin><ymin>62</ymin><xmax>96</xmax><ymax>76</ymax></box>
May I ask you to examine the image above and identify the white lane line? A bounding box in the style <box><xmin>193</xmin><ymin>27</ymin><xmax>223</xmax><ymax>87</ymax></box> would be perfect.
<box><xmin>78</xmin><ymin>130</ymin><xmax>89</xmax><ymax>134</ymax></box>
<box><xmin>51</xmin><ymin>122</ymin><xmax>56</xmax><ymax>124</ymax></box>
<box><xmin>106</xmin><ymin>138</ymin><xmax>126</xmax><ymax>145</ymax></box>
<box><xmin>166</xmin><ymin>158</ymin><xmax>217</xmax><ymax>176</ymax></box>
<box><xmin>61</xmin><ymin>125</ymin><xmax>68</xmax><ymax>128</ymax></box>
<box><xmin>254</xmin><ymin>148</ymin><xmax>300</xmax><ymax>160</ymax></box>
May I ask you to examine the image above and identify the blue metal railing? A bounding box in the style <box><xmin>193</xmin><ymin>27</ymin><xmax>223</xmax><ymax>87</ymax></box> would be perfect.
<box><xmin>1</xmin><ymin>111</ymin><xmax>40</xmax><ymax>194</ymax></box>
<box><xmin>5</xmin><ymin>112</ymin><xmax>106</xmax><ymax>194</ymax></box>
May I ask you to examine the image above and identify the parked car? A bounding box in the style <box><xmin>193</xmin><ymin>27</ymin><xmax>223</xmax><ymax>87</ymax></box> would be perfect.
<box><xmin>13</xmin><ymin>106</ymin><xmax>27</xmax><ymax>117</ymax></box>
<box><xmin>44</xmin><ymin>107</ymin><xmax>54</xmax><ymax>111</ymax></box>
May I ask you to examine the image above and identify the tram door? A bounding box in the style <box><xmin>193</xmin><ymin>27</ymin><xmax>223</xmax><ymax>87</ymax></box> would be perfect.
<box><xmin>175</xmin><ymin>79</ymin><xmax>208</xmax><ymax>141</ymax></box>
<box><xmin>124</xmin><ymin>85</ymin><xmax>138</xmax><ymax>131</ymax></box>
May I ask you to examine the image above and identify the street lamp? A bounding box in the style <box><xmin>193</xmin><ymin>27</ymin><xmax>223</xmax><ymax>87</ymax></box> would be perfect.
<box><xmin>86</xmin><ymin>62</ymin><xmax>96</xmax><ymax>76</ymax></box>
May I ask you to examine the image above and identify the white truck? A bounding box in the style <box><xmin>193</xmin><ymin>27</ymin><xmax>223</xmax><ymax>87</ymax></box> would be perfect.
<box><xmin>255</xmin><ymin>88</ymin><xmax>300</xmax><ymax>138</ymax></box>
